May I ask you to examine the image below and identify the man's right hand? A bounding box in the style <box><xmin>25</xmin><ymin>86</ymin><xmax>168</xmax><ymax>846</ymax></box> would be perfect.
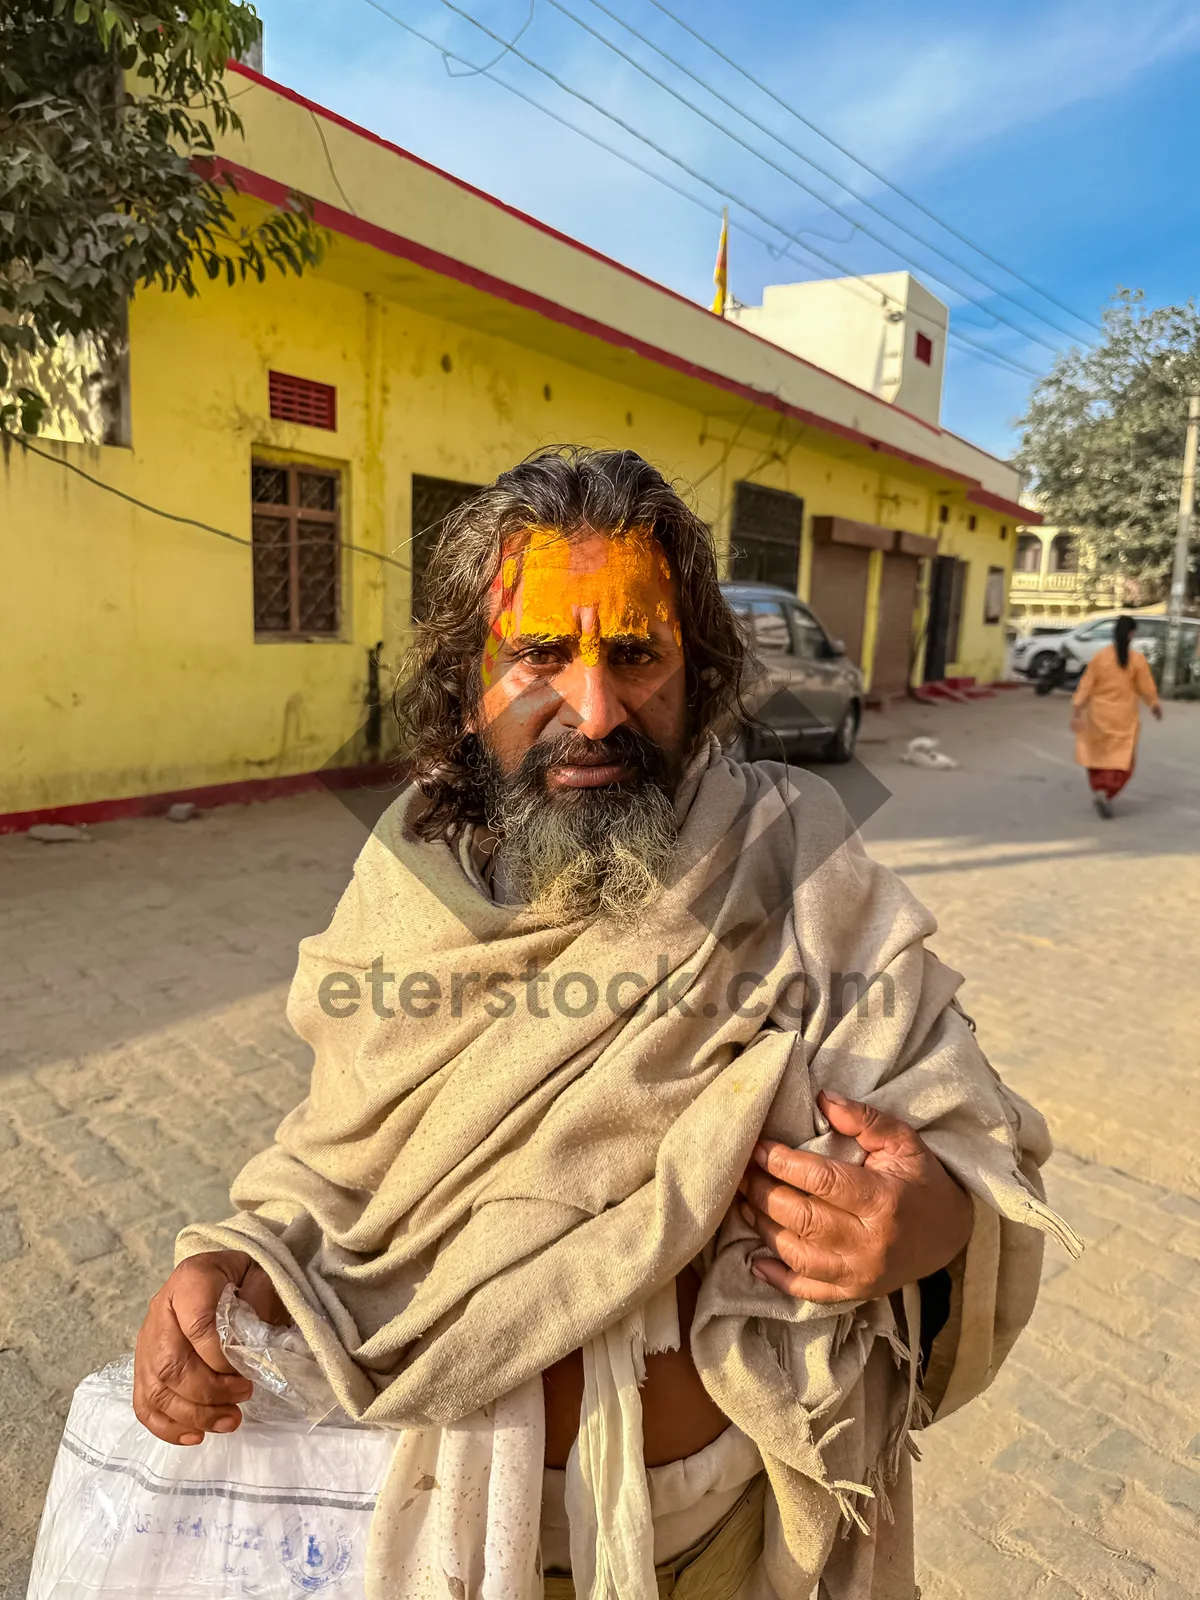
<box><xmin>133</xmin><ymin>1250</ymin><xmax>287</xmax><ymax>1446</ymax></box>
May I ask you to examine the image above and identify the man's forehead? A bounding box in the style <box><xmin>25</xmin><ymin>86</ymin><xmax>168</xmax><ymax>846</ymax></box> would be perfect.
<box><xmin>480</xmin><ymin>525</ymin><xmax>681</xmax><ymax>676</ymax></box>
<box><xmin>497</xmin><ymin>525</ymin><xmax>670</xmax><ymax>582</ymax></box>
<box><xmin>487</xmin><ymin>526</ymin><xmax>677</xmax><ymax>621</ymax></box>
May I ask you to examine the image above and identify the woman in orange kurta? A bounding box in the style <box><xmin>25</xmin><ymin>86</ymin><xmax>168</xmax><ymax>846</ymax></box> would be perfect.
<box><xmin>1071</xmin><ymin>615</ymin><xmax>1162</xmax><ymax>817</ymax></box>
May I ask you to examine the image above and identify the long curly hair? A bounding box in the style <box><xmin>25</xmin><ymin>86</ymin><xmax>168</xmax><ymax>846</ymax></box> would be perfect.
<box><xmin>393</xmin><ymin>446</ymin><xmax>749</xmax><ymax>840</ymax></box>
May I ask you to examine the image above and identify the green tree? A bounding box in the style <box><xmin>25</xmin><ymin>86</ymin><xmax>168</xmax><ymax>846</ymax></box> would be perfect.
<box><xmin>1017</xmin><ymin>289</ymin><xmax>1200</xmax><ymax>595</ymax></box>
<box><xmin>1</xmin><ymin>0</ymin><xmax>322</xmax><ymax>433</ymax></box>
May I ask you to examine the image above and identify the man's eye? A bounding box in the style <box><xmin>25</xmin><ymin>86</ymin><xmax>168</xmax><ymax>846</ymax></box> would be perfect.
<box><xmin>520</xmin><ymin>647</ymin><xmax>562</xmax><ymax>667</ymax></box>
<box><xmin>613</xmin><ymin>646</ymin><xmax>656</xmax><ymax>666</ymax></box>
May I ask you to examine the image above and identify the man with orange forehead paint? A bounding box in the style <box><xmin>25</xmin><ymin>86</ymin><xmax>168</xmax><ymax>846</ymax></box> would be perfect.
<box><xmin>135</xmin><ymin>449</ymin><xmax>1065</xmax><ymax>1599</ymax></box>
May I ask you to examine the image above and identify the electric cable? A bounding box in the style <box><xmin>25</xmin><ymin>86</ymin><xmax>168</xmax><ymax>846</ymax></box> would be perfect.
<box><xmin>15</xmin><ymin>436</ymin><xmax>413</xmax><ymax>568</ymax></box>
<box><xmin>532</xmin><ymin>0</ymin><xmax>1066</xmax><ymax>354</ymax></box>
<box><xmin>356</xmin><ymin>0</ymin><xmax>1044</xmax><ymax>381</ymax></box>
<box><xmin>441</xmin><ymin>0</ymin><xmax>536</xmax><ymax>75</ymax></box>
<box><xmin>642</xmin><ymin>0</ymin><xmax>1101</xmax><ymax>336</ymax></box>
<box><xmin>433</xmin><ymin>0</ymin><xmax>1058</xmax><ymax>361</ymax></box>
<box><xmin>310</xmin><ymin>108</ymin><xmax>359</xmax><ymax>215</ymax></box>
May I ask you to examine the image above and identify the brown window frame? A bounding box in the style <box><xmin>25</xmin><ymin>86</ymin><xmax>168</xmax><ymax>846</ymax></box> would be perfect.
<box><xmin>250</xmin><ymin>459</ymin><xmax>343</xmax><ymax>640</ymax></box>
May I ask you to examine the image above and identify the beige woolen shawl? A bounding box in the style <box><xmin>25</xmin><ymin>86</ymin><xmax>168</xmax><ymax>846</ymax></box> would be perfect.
<box><xmin>178</xmin><ymin>743</ymin><xmax>1074</xmax><ymax>1598</ymax></box>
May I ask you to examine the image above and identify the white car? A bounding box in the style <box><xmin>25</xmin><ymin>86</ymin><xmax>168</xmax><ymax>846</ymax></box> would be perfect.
<box><xmin>1010</xmin><ymin>623</ymin><xmax>1077</xmax><ymax>681</ymax></box>
<box><xmin>1036</xmin><ymin>615</ymin><xmax>1200</xmax><ymax>691</ymax></box>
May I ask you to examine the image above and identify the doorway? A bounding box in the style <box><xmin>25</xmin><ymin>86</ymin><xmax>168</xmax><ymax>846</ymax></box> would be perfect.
<box><xmin>923</xmin><ymin>555</ymin><xmax>966</xmax><ymax>681</ymax></box>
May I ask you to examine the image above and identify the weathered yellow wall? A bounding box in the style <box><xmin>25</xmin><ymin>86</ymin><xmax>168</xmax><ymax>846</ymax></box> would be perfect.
<box><xmin>2</xmin><ymin>231</ymin><xmax>1012</xmax><ymax>816</ymax></box>
<box><xmin>937</xmin><ymin>509</ymin><xmax>1015</xmax><ymax>680</ymax></box>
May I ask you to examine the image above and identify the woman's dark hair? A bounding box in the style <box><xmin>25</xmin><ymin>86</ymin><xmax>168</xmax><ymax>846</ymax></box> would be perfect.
<box><xmin>393</xmin><ymin>446</ymin><xmax>749</xmax><ymax>840</ymax></box>
<box><xmin>1114</xmin><ymin>614</ymin><xmax>1136</xmax><ymax>669</ymax></box>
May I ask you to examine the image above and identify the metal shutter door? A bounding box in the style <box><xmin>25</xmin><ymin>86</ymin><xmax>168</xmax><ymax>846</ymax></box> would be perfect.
<box><xmin>872</xmin><ymin>554</ymin><xmax>920</xmax><ymax>698</ymax></box>
<box><xmin>809</xmin><ymin>542</ymin><xmax>870</xmax><ymax>668</ymax></box>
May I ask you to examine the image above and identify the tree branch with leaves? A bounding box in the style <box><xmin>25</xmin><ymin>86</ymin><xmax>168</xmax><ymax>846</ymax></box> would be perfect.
<box><xmin>1017</xmin><ymin>289</ymin><xmax>1200</xmax><ymax>596</ymax></box>
<box><xmin>0</xmin><ymin>0</ymin><xmax>322</xmax><ymax>434</ymax></box>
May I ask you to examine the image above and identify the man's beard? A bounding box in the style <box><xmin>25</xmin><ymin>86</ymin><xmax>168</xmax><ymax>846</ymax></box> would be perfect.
<box><xmin>478</xmin><ymin>727</ymin><xmax>680</xmax><ymax>926</ymax></box>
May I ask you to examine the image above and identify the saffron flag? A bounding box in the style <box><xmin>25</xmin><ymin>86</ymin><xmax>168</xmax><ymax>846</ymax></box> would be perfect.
<box><xmin>711</xmin><ymin>207</ymin><xmax>728</xmax><ymax>316</ymax></box>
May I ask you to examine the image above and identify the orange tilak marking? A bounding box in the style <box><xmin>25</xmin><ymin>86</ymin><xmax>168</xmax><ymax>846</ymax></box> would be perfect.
<box><xmin>481</xmin><ymin>557</ymin><xmax>520</xmax><ymax>689</ymax></box>
<box><xmin>484</xmin><ymin>527</ymin><xmax>668</xmax><ymax>682</ymax></box>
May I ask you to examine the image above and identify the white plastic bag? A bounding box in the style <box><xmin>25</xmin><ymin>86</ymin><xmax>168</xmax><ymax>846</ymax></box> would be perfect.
<box><xmin>26</xmin><ymin>1298</ymin><xmax>394</xmax><ymax>1600</ymax></box>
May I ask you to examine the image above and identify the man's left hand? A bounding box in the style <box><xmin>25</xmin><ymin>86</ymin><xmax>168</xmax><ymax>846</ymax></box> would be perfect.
<box><xmin>737</xmin><ymin>1089</ymin><xmax>974</xmax><ymax>1304</ymax></box>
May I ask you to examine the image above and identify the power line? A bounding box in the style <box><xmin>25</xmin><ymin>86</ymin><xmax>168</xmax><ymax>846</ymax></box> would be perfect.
<box><xmin>310</xmin><ymin>108</ymin><xmax>359</xmax><ymax>215</ymax></box>
<box><xmin>641</xmin><ymin>0</ymin><xmax>1101</xmax><ymax>337</ymax></box>
<box><xmin>536</xmin><ymin>0</ymin><xmax>1064</xmax><ymax>356</ymax></box>
<box><xmin>940</xmin><ymin>324</ymin><xmax>1043</xmax><ymax>380</ymax></box>
<box><xmin>374</xmin><ymin>0</ymin><xmax>1043</xmax><ymax>377</ymax></box>
<box><xmin>441</xmin><ymin>0</ymin><xmax>536</xmax><ymax>75</ymax></box>
<box><xmin>16</xmin><ymin>436</ymin><xmax>412</xmax><ymax>568</ymax></box>
<box><xmin>575</xmin><ymin>0</ymin><xmax>1089</xmax><ymax>343</ymax></box>
<box><xmin>354</xmin><ymin>0</ymin><xmax>1042</xmax><ymax>382</ymax></box>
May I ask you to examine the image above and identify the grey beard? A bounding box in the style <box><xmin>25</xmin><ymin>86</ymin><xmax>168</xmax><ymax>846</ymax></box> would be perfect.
<box><xmin>480</xmin><ymin>738</ymin><xmax>679</xmax><ymax>927</ymax></box>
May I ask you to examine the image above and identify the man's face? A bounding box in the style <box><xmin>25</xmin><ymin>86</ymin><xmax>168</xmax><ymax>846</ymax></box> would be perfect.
<box><xmin>470</xmin><ymin>528</ymin><xmax>688</xmax><ymax>921</ymax></box>
<box><xmin>475</xmin><ymin>527</ymin><xmax>688</xmax><ymax>783</ymax></box>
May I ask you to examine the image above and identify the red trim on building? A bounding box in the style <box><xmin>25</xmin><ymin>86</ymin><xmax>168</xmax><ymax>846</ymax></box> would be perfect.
<box><xmin>0</xmin><ymin>764</ymin><xmax>403</xmax><ymax>836</ymax></box>
<box><xmin>968</xmin><ymin>487</ymin><xmax>1040</xmax><ymax>522</ymax></box>
<box><xmin>206</xmin><ymin>152</ymin><xmax>1032</xmax><ymax>524</ymax></box>
<box><xmin>224</xmin><ymin>62</ymin><xmax>1032</xmax><ymax>494</ymax></box>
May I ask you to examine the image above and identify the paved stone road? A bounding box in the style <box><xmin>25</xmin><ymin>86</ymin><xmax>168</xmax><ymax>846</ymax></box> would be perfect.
<box><xmin>0</xmin><ymin>690</ymin><xmax>1197</xmax><ymax>1599</ymax></box>
<box><xmin>858</xmin><ymin>693</ymin><xmax>1200</xmax><ymax>1600</ymax></box>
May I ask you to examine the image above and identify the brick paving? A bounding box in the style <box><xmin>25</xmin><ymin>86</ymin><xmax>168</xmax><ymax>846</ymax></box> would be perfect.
<box><xmin>858</xmin><ymin>693</ymin><xmax>1200</xmax><ymax>1600</ymax></box>
<box><xmin>0</xmin><ymin>691</ymin><xmax>1197</xmax><ymax>1599</ymax></box>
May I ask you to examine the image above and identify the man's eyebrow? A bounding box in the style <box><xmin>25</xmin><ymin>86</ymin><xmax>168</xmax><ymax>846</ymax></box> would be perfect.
<box><xmin>505</xmin><ymin>630</ymin><xmax>661</xmax><ymax>650</ymax></box>
<box><xmin>506</xmin><ymin>631</ymin><xmax>574</xmax><ymax>648</ymax></box>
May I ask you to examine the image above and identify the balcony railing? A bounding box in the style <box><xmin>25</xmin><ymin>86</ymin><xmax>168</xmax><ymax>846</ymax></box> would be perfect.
<box><xmin>1011</xmin><ymin>570</ymin><xmax>1084</xmax><ymax>591</ymax></box>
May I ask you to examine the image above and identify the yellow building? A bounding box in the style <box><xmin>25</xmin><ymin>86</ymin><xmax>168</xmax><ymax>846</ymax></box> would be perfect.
<box><xmin>0</xmin><ymin>64</ymin><xmax>1032</xmax><ymax>827</ymax></box>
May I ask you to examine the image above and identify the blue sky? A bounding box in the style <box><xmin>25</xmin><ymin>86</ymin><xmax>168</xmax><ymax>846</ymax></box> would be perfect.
<box><xmin>253</xmin><ymin>0</ymin><xmax>1200</xmax><ymax>461</ymax></box>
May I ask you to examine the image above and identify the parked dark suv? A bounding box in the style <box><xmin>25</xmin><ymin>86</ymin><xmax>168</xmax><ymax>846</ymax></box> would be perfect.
<box><xmin>721</xmin><ymin>582</ymin><xmax>864</xmax><ymax>763</ymax></box>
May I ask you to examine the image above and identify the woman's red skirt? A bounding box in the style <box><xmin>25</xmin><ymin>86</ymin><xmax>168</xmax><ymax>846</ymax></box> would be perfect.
<box><xmin>1088</xmin><ymin>765</ymin><xmax>1133</xmax><ymax>799</ymax></box>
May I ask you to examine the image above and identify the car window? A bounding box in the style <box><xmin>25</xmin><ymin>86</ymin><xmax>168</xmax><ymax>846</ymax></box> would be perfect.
<box><xmin>788</xmin><ymin>605</ymin><xmax>826</xmax><ymax>660</ymax></box>
<box><xmin>1077</xmin><ymin>620</ymin><xmax>1115</xmax><ymax>642</ymax></box>
<box><xmin>732</xmin><ymin>601</ymin><xmax>792</xmax><ymax>655</ymax></box>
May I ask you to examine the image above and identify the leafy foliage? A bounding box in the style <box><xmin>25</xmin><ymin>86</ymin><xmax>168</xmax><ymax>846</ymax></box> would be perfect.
<box><xmin>0</xmin><ymin>0</ymin><xmax>322</xmax><ymax>433</ymax></box>
<box><xmin>1017</xmin><ymin>289</ymin><xmax>1200</xmax><ymax>590</ymax></box>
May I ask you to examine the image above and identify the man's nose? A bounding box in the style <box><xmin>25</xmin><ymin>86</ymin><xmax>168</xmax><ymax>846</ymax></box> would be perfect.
<box><xmin>557</xmin><ymin>658</ymin><xmax>627</xmax><ymax>741</ymax></box>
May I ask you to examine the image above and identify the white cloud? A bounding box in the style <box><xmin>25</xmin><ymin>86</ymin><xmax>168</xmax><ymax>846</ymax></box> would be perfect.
<box><xmin>772</xmin><ymin>0</ymin><xmax>1200</xmax><ymax>183</ymax></box>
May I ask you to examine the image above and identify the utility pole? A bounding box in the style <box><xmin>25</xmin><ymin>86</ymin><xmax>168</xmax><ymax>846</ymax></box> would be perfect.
<box><xmin>1163</xmin><ymin>394</ymin><xmax>1200</xmax><ymax>699</ymax></box>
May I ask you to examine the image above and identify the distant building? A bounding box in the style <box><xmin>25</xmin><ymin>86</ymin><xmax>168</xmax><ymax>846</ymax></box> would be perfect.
<box><xmin>1</xmin><ymin>69</ymin><xmax>1031</xmax><ymax>827</ymax></box>
<box><xmin>1009</xmin><ymin>506</ymin><xmax>1150</xmax><ymax>624</ymax></box>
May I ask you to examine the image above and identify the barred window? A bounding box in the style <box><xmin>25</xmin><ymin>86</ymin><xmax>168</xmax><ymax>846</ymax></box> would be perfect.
<box><xmin>251</xmin><ymin>460</ymin><xmax>341</xmax><ymax>638</ymax></box>
<box><xmin>410</xmin><ymin>474</ymin><xmax>484</xmax><ymax>620</ymax></box>
<box><xmin>728</xmin><ymin>482</ymin><xmax>804</xmax><ymax>591</ymax></box>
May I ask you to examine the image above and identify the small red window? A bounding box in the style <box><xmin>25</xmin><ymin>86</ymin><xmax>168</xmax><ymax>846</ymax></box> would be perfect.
<box><xmin>915</xmin><ymin>331</ymin><xmax>933</xmax><ymax>366</ymax></box>
<box><xmin>269</xmin><ymin>371</ymin><xmax>337</xmax><ymax>431</ymax></box>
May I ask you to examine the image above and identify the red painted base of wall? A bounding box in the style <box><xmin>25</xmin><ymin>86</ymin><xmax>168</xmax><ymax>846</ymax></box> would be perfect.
<box><xmin>914</xmin><ymin>683</ymin><xmax>973</xmax><ymax>704</ymax></box>
<box><xmin>0</xmin><ymin>763</ymin><xmax>405</xmax><ymax>836</ymax></box>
